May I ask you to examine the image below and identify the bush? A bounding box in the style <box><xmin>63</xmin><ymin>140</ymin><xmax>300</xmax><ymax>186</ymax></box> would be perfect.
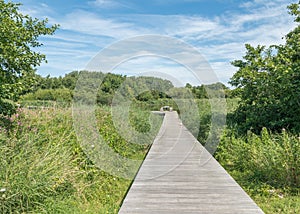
<box><xmin>0</xmin><ymin>106</ymin><xmax>163</xmax><ymax>213</ymax></box>
<box><xmin>0</xmin><ymin>99</ymin><xmax>16</xmax><ymax>116</ymax></box>
<box><xmin>229</xmin><ymin>2</ymin><xmax>300</xmax><ymax>134</ymax></box>
<box><xmin>21</xmin><ymin>88</ymin><xmax>73</xmax><ymax>103</ymax></box>
<box><xmin>216</xmin><ymin>128</ymin><xmax>300</xmax><ymax>188</ymax></box>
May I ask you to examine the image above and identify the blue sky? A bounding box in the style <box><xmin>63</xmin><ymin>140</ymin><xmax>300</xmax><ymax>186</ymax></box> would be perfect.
<box><xmin>17</xmin><ymin>0</ymin><xmax>297</xmax><ymax>86</ymax></box>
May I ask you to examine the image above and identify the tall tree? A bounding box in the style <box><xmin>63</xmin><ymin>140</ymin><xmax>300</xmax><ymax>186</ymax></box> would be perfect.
<box><xmin>229</xmin><ymin>1</ymin><xmax>300</xmax><ymax>134</ymax></box>
<box><xmin>0</xmin><ymin>0</ymin><xmax>58</xmax><ymax>114</ymax></box>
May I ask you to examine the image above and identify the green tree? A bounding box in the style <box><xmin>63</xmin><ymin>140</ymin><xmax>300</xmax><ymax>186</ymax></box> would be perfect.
<box><xmin>229</xmin><ymin>1</ymin><xmax>300</xmax><ymax>134</ymax></box>
<box><xmin>0</xmin><ymin>0</ymin><xmax>58</xmax><ymax>114</ymax></box>
<box><xmin>62</xmin><ymin>71</ymin><xmax>79</xmax><ymax>89</ymax></box>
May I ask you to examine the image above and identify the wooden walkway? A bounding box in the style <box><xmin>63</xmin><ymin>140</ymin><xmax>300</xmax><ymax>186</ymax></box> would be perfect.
<box><xmin>119</xmin><ymin>112</ymin><xmax>263</xmax><ymax>214</ymax></box>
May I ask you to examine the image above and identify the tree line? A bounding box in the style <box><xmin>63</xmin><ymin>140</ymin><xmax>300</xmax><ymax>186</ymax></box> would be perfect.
<box><xmin>19</xmin><ymin>70</ymin><xmax>230</xmax><ymax>106</ymax></box>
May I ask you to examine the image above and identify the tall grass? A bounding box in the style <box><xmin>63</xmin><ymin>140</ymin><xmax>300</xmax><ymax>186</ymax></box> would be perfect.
<box><xmin>178</xmin><ymin>98</ymin><xmax>238</xmax><ymax>154</ymax></box>
<box><xmin>0</xmin><ymin>106</ymin><xmax>162</xmax><ymax>213</ymax></box>
<box><xmin>216</xmin><ymin>128</ymin><xmax>300</xmax><ymax>213</ymax></box>
<box><xmin>2</xmin><ymin>97</ymin><xmax>298</xmax><ymax>213</ymax></box>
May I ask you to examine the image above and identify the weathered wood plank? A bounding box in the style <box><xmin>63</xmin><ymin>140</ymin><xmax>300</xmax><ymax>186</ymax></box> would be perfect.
<box><xmin>119</xmin><ymin>112</ymin><xmax>264</xmax><ymax>214</ymax></box>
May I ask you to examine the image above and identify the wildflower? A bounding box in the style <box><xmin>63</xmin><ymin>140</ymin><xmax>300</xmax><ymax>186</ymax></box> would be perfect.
<box><xmin>0</xmin><ymin>188</ymin><xmax>6</xmax><ymax>192</ymax></box>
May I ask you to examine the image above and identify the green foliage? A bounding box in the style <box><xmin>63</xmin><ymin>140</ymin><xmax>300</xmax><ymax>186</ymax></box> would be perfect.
<box><xmin>129</xmin><ymin>110</ymin><xmax>151</xmax><ymax>133</ymax></box>
<box><xmin>61</xmin><ymin>71</ymin><xmax>79</xmax><ymax>90</ymax></box>
<box><xmin>136</xmin><ymin>90</ymin><xmax>170</xmax><ymax>102</ymax></box>
<box><xmin>217</xmin><ymin>128</ymin><xmax>300</xmax><ymax>188</ymax></box>
<box><xmin>21</xmin><ymin>88</ymin><xmax>73</xmax><ymax>103</ymax></box>
<box><xmin>176</xmin><ymin>98</ymin><xmax>237</xmax><ymax>147</ymax></box>
<box><xmin>0</xmin><ymin>105</ymin><xmax>163</xmax><ymax>213</ymax></box>
<box><xmin>220</xmin><ymin>168</ymin><xmax>300</xmax><ymax>214</ymax></box>
<box><xmin>195</xmin><ymin>99</ymin><xmax>212</xmax><ymax>143</ymax></box>
<box><xmin>254</xmin><ymin>194</ymin><xmax>300</xmax><ymax>214</ymax></box>
<box><xmin>0</xmin><ymin>0</ymin><xmax>58</xmax><ymax>114</ymax></box>
<box><xmin>0</xmin><ymin>109</ymin><xmax>77</xmax><ymax>213</ymax></box>
<box><xmin>100</xmin><ymin>73</ymin><xmax>125</xmax><ymax>94</ymax></box>
<box><xmin>216</xmin><ymin>128</ymin><xmax>300</xmax><ymax>213</ymax></box>
<box><xmin>96</xmin><ymin>106</ymin><xmax>162</xmax><ymax>157</ymax></box>
<box><xmin>30</xmin><ymin>72</ymin><xmax>79</xmax><ymax>91</ymax></box>
<box><xmin>20</xmin><ymin>70</ymin><xmax>231</xmax><ymax>110</ymax></box>
<box><xmin>223</xmin><ymin>4</ymin><xmax>300</xmax><ymax>211</ymax></box>
<box><xmin>185</xmin><ymin>82</ymin><xmax>232</xmax><ymax>99</ymax></box>
<box><xmin>0</xmin><ymin>107</ymin><xmax>24</xmax><ymax>136</ymax></box>
<box><xmin>72</xmin><ymin>70</ymin><xmax>175</xmax><ymax>106</ymax></box>
<box><xmin>229</xmin><ymin>2</ymin><xmax>300</xmax><ymax>134</ymax></box>
<box><xmin>0</xmin><ymin>99</ymin><xmax>16</xmax><ymax>116</ymax></box>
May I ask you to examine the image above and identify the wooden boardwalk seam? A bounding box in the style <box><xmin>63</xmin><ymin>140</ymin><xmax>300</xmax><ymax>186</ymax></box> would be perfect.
<box><xmin>119</xmin><ymin>111</ymin><xmax>264</xmax><ymax>214</ymax></box>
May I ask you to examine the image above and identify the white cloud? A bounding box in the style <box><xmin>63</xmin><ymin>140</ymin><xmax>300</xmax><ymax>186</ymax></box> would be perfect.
<box><xmin>20</xmin><ymin>2</ymin><xmax>54</xmax><ymax>19</ymax></box>
<box><xmin>58</xmin><ymin>10</ymin><xmax>147</xmax><ymax>39</ymax></box>
<box><xmin>240</xmin><ymin>0</ymin><xmax>291</xmax><ymax>9</ymax></box>
<box><xmin>34</xmin><ymin>0</ymin><xmax>297</xmax><ymax>84</ymax></box>
<box><xmin>88</xmin><ymin>0</ymin><xmax>122</xmax><ymax>8</ymax></box>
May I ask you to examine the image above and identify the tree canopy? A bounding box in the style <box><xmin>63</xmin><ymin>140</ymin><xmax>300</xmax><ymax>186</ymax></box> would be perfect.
<box><xmin>229</xmin><ymin>1</ymin><xmax>300</xmax><ymax>134</ymax></box>
<box><xmin>0</xmin><ymin>0</ymin><xmax>58</xmax><ymax>114</ymax></box>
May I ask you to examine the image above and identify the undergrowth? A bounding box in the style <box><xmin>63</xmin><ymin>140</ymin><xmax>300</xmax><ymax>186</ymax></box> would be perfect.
<box><xmin>1</xmin><ymin>99</ymin><xmax>299</xmax><ymax>213</ymax></box>
<box><xmin>216</xmin><ymin>128</ymin><xmax>300</xmax><ymax>213</ymax></box>
<box><xmin>0</xmin><ymin>106</ymin><xmax>162</xmax><ymax>213</ymax></box>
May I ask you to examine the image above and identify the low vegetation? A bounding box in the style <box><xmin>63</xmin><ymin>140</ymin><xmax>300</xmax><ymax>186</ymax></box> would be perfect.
<box><xmin>0</xmin><ymin>106</ymin><xmax>162</xmax><ymax>213</ymax></box>
<box><xmin>1</xmin><ymin>0</ymin><xmax>299</xmax><ymax>213</ymax></box>
<box><xmin>216</xmin><ymin>129</ymin><xmax>300</xmax><ymax>213</ymax></box>
<box><xmin>215</xmin><ymin>2</ymin><xmax>300</xmax><ymax>213</ymax></box>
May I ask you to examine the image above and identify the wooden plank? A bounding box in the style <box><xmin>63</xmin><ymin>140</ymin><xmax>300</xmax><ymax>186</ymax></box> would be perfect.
<box><xmin>119</xmin><ymin>112</ymin><xmax>264</xmax><ymax>214</ymax></box>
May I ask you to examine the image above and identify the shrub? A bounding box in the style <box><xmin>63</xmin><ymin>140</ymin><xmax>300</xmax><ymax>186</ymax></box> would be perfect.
<box><xmin>0</xmin><ymin>106</ymin><xmax>163</xmax><ymax>213</ymax></box>
<box><xmin>21</xmin><ymin>88</ymin><xmax>73</xmax><ymax>103</ymax></box>
<box><xmin>216</xmin><ymin>128</ymin><xmax>300</xmax><ymax>188</ymax></box>
<box><xmin>0</xmin><ymin>99</ymin><xmax>16</xmax><ymax>116</ymax></box>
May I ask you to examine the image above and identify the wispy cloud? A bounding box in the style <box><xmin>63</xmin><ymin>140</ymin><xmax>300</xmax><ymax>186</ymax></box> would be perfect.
<box><xmin>239</xmin><ymin>0</ymin><xmax>291</xmax><ymax>9</ymax></box>
<box><xmin>28</xmin><ymin>0</ymin><xmax>296</xmax><ymax>84</ymax></box>
<box><xmin>20</xmin><ymin>2</ymin><xmax>55</xmax><ymax>19</ymax></box>
<box><xmin>58</xmin><ymin>10</ymin><xmax>147</xmax><ymax>39</ymax></box>
<box><xmin>88</xmin><ymin>0</ymin><xmax>124</xmax><ymax>9</ymax></box>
